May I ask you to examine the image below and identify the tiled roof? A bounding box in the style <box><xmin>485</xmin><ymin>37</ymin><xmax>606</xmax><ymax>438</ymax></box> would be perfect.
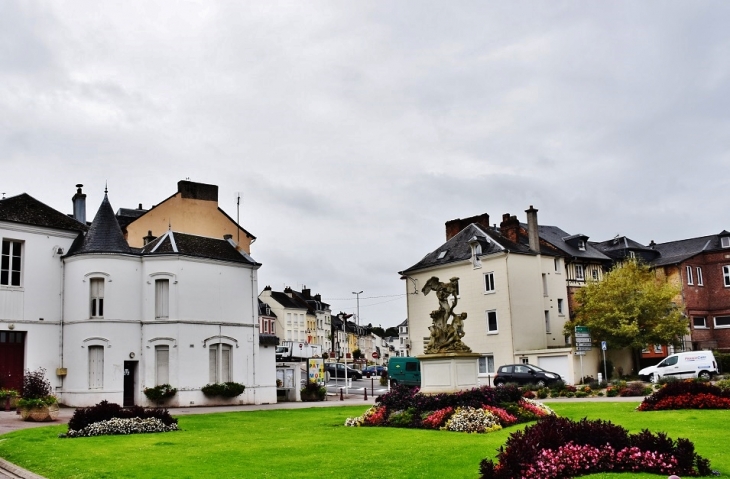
<box><xmin>533</xmin><ymin>224</ymin><xmax>611</xmax><ymax>261</ymax></box>
<box><xmin>0</xmin><ymin>193</ymin><xmax>87</xmax><ymax>232</ymax></box>
<box><xmin>141</xmin><ymin>231</ymin><xmax>259</xmax><ymax>265</ymax></box>
<box><xmin>401</xmin><ymin>223</ymin><xmax>531</xmax><ymax>273</ymax></box>
<box><xmin>67</xmin><ymin>194</ymin><xmax>132</xmax><ymax>255</ymax></box>
<box><xmin>650</xmin><ymin>234</ymin><xmax>723</xmax><ymax>267</ymax></box>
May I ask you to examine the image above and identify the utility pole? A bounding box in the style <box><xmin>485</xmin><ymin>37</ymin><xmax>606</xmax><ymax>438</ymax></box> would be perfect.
<box><xmin>352</xmin><ymin>291</ymin><xmax>363</xmax><ymax>327</ymax></box>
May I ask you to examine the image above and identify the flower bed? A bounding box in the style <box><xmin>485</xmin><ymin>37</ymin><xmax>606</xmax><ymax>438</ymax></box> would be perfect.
<box><xmin>639</xmin><ymin>380</ymin><xmax>730</xmax><ymax>411</ymax></box>
<box><xmin>62</xmin><ymin>400</ymin><xmax>178</xmax><ymax>438</ymax></box>
<box><xmin>479</xmin><ymin>416</ymin><xmax>713</xmax><ymax>478</ymax></box>
<box><xmin>344</xmin><ymin>385</ymin><xmax>554</xmax><ymax>432</ymax></box>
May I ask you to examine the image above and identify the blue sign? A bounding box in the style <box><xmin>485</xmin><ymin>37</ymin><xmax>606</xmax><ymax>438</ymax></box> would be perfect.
<box><xmin>601</xmin><ymin>341</ymin><xmax>607</xmax><ymax>351</ymax></box>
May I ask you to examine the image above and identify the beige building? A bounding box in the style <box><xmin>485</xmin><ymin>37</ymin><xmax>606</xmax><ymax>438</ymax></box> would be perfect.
<box><xmin>120</xmin><ymin>180</ymin><xmax>255</xmax><ymax>253</ymax></box>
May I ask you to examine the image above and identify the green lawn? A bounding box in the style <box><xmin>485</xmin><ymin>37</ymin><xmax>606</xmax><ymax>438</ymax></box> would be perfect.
<box><xmin>0</xmin><ymin>402</ymin><xmax>728</xmax><ymax>478</ymax></box>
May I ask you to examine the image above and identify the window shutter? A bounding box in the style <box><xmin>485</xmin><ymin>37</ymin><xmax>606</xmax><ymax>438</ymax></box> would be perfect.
<box><xmin>156</xmin><ymin>346</ymin><xmax>169</xmax><ymax>385</ymax></box>
<box><xmin>209</xmin><ymin>346</ymin><xmax>218</xmax><ymax>383</ymax></box>
<box><xmin>221</xmin><ymin>345</ymin><xmax>231</xmax><ymax>383</ymax></box>
<box><xmin>89</xmin><ymin>346</ymin><xmax>104</xmax><ymax>389</ymax></box>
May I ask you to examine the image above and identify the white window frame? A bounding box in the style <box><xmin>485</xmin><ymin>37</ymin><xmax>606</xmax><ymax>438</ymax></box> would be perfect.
<box><xmin>478</xmin><ymin>355</ymin><xmax>495</xmax><ymax>375</ymax></box>
<box><xmin>90</xmin><ymin>278</ymin><xmax>104</xmax><ymax>319</ymax></box>
<box><xmin>591</xmin><ymin>268</ymin><xmax>599</xmax><ymax>281</ymax></box>
<box><xmin>575</xmin><ymin>264</ymin><xmax>584</xmax><ymax>281</ymax></box>
<box><xmin>578</xmin><ymin>240</ymin><xmax>586</xmax><ymax>251</ymax></box>
<box><xmin>542</xmin><ymin>274</ymin><xmax>548</xmax><ymax>296</ymax></box>
<box><xmin>484</xmin><ymin>272</ymin><xmax>495</xmax><ymax>294</ymax></box>
<box><xmin>155</xmin><ymin>279</ymin><xmax>170</xmax><ymax>319</ymax></box>
<box><xmin>155</xmin><ymin>345</ymin><xmax>170</xmax><ymax>385</ymax></box>
<box><xmin>88</xmin><ymin>345</ymin><xmax>104</xmax><ymax>389</ymax></box>
<box><xmin>721</xmin><ymin>236</ymin><xmax>730</xmax><ymax>248</ymax></box>
<box><xmin>724</xmin><ymin>265</ymin><xmax>730</xmax><ymax>288</ymax></box>
<box><xmin>557</xmin><ymin>298</ymin><xmax>564</xmax><ymax>315</ymax></box>
<box><xmin>0</xmin><ymin>239</ymin><xmax>23</xmax><ymax>287</ymax></box>
<box><xmin>653</xmin><ymin>344</ymin><xmax>663</xmax><ymax>354</ymax></box>
<box><xmin>697</xmin><ymin>267</ymin><xmax>703</xmax><ymax>286</ymax></box>
<box><xmin>714</xmin><ymin>316</ymin><xmax>730</xmax><ymax>329</ymax></box>
<box><xmin>692</xmin><ymin>316</ymin><xmax>707</xmax><ymax>329</ymax></box>
<box><xmin>486</xmin><ymin>310</ymin><xmax>498</xmax><ymax>334</ymax></box>
<box><xmin>554</xmin><ymin>257</ymin><xmax>561</xmax><ymax>273</ymax></box>
<box><xmin>209</xmin><ymin>343</ymin><xmax>232</xmax><ymax>383</ymax></box>
<box><xmin>544</xmin><ymin>310</ymin><xmax>551</xmax><ymax>333</ymax></box>
<box><xmin>686</xmin><ymin>266</ymin><xmax>693</xmax><ymax>285</ymax></box>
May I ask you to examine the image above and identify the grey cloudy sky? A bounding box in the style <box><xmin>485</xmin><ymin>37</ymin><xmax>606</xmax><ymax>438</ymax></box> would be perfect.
<box><xmin>2</xmin><ymin>2</ymin><xmax>729</xmax><ymax>328</ymax></box>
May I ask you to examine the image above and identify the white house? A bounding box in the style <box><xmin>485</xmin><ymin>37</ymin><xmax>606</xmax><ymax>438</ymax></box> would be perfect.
<box><xmin>0</xmin><ymin>187</ymin><xmax>276</xmax><ymax>407</ymax></box>
<box><xmin>399</xmin><ymin>207</ymin><xmax>579</xmax><ymax>384</ymax></box>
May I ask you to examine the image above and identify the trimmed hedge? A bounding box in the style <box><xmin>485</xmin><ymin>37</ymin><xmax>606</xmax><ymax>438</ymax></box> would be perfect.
<box><xmin>201</xmin><ymin>382</ymin><xmax>245</xmax><ymax>398</ymax></box>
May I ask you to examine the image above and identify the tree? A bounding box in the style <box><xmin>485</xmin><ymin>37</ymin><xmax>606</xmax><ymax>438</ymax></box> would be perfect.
<box><xmin>564</xmin><ymin>259</ymin><xmax>689</xmax><ymax>371</ymax></box>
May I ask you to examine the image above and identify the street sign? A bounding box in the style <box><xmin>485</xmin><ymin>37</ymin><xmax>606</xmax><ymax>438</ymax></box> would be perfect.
<box><xmin>372</xmin><ymin>352</ymin><xmax>379</xmax><ymax>359</ymax></box>
<box><xmin>575</xmin><ymin>326</ymin><xmax>590</xmax><ymax>334</ymax></box>
<box><xmin>601</xmin><ymin>341</ymin><xmax>607</xmax><ymax>351</ymax></box>
<box><xmin>575</xmin><ymin>338</ymin><xmax>592</xmax><ymax>343</ymax></box>
<box><xmin>575</xmin><ymin>351</ymin><xmax>586</xmax><ymax>356</ymax></box>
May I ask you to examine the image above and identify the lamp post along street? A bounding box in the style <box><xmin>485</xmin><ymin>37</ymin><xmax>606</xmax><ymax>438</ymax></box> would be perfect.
<box><xmin>353</xmin><ymin>290</ymin><xmax>363</xmax><ymax>365</ymax></box>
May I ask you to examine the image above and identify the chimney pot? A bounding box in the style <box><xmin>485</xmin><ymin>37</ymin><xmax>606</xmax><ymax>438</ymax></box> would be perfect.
<box><xmin>72</xmin><ymin>184</ymin><xmax>87</xmax><ymax>224</ymax></box>
<box><xmin>138</xmin><ymin>203</ymin><xmax>143</xmax><ymax>210</ymax></box>
<box><xmin>224</xmin><ymin>234</ymin><xmax>233</xmax><ymax>240</ymax></box>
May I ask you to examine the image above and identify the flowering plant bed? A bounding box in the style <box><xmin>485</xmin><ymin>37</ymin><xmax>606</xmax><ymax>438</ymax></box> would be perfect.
<box><xmin>61</xmin><ymin>400</ymin><xmax>178</xmax><ymax>438</ymax></box>
<box><xmin>201</xmin><ymin>382</ymin><xmax>245</xmax><ymax>398</ymax></box>
<box><xmin>345</xmin><ymin>385</ymin><xmax>554</xmax><ymax>431</ymax></box>
<box><xmin>639</xmin><ymin>380</ymin><xmax>730</xmax><ymax>411</ymax></box>
<box><xmin>479</xmin><ymin>416</ymin><xmax>713</xmax><ymax>478</ymax></box>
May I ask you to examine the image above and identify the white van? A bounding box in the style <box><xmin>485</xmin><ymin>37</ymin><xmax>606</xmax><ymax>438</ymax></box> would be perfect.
<box><xmin>638</xmin><ymin>351</ymin><xmax>718</xmax><ymax>383</ymax></box>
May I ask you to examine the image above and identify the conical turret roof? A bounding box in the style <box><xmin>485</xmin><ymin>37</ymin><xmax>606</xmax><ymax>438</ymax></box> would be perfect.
<box><xmin>67</xmin><ymin>192</ymin><xmax>132</xmax><ymax>255</ymax></box>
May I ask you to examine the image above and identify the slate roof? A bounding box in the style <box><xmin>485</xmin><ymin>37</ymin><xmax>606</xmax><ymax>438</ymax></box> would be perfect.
<box><xmin>650</xmin><ymin>233</ymin><xmax>726</xmax><ymax>267</ymax></box>
<box><xmin>115</xmin><ymin>207</ymin><xmax>148</xmax><ymax>230</ymax></box>
<box><xmin>67</xmin><ymin>194</ymin><xmax>132</xmax><ymax>255</ymax></box>
<box><xmin>268</xmin><ymin>291</ymin><xmax>307</xmax><ymax>310</ymax></box>
<box><xmin>591</xmin><ymin>236</ymin><xmax>659</xmax><ymax>262</ymax></box>
<box><xmin>141</xmin><ymin>231</ymin><xmax>259</xmax><ymax>265</ymax></box>
<box><xmin>258</xmin><ymin>299</ymin><xmax>277</xmax><ymax>317</ymax></box>
<box><xmin>0</xmin><ymin>193</ymin><xmax>87</xmax><ymax>233</ymax></box>
<box><xmin>531</xmin><ymin>224</ymin><xmax>611</xmax><ymax>261</ymax></box>
<box><xmin>400</xmin><ymin>223</ymin><xmax>532</xmax><ymax>274</ymax></box>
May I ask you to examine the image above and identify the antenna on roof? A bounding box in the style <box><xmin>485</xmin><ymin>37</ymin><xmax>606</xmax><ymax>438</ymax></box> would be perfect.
<box><xmin>237</xmin><ymin>192</ymin><xmax>241</xmax><ymax>244</ymax></box>
<box><xmin>104</xmin><ymin>182</ymin><xmax>108</xmax><ymax>195</ymax></box>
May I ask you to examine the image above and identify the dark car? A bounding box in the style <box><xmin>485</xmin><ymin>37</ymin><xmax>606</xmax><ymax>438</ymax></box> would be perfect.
<box><xmin>493</xmin><ymin>364</ymin><xmax>562</xmax><ymax>387</ymax></box>
<box><xmin>324</xmin><ymin>363</ymin><xmax>362</xmax><ymax>380</ymax></box>
<box><xmin>362</xmin><ymin>365</ymin><xmax>387</xmax><ymax>377</ymax></box>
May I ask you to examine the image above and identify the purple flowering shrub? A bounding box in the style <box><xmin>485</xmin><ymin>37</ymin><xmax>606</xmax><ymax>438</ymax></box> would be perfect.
<box><xmin>479</xmin><ymin>416</ymin><xmax>712</xmax><ymax>478</ymax></box>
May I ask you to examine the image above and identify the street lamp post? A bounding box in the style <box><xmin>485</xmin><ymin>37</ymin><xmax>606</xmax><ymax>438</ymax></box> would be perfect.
<box><xmin>352</xmin><ymin>290</ymin><xmax>363</xmax><ymax>369</ymax></box>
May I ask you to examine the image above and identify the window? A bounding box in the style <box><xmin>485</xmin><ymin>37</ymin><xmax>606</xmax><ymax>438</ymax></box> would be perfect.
<box><xmin>578</xmin><ymin>240</ymin><xmax>586</xmax><ymax>251</ymax></box>
<box><xmin>209</xmin><ymin>344</ymin><xmax>231</xmax><ymax>383</ymax></box>
<box><xmin>724</xmin><ymin>265</ymin><xmax>730</xmax><ymax>287</ymax></box>
<box><xmin>722</xmin><ymin>236</ymin><xmax>730</xmax><ymax>248</ymax></box>
<box><xmin>520</xmin><ymin>358</ymin><xmax>529</xmax><ymax>365</ymax></box>
<box><xmin>544</xmin><ymin>310</ymin><xmax>551</xmax><ymax>333</ymax></box>
<box><xmin>653</xmin><ymin>344</ymin><xmax>663</xmax><ymax>354</ymax></box>
<box><xmin>591</xmin><ymin>268</ymin><xmax>599</xmax><ymax>281</ymax></box>
<box><xmin>575</xmin><ymin>264</ymin><xmax>584</xmax><ymax>281</ymax></box>
<box><xmin>557</xmin><ymin>298</ymin><xmax>564</xmax><ymax>315</ymax></box>
<box><xmin>686</xmin><ymin>266</ymin><xmax>693</xmax><ymax>285</ymax></box>
<box><xmin>478</xmin><ymin>356</ymin><xmax>495</xmax><ymax>374</ymax></box>
<box><xmin>542</xmin><ymin>274</ymin><xmax>548</xmax><ymax>296</ymax></box>
<box><xmin>90</xmin><ymin>278</ymin><xmax>104</xmax><ymax>318</ymax></box>
<box><xmin>155</xmin><ymin>279</ymin><xmax>169</xmax><ymax>319</ymax></box>
<box><xmin>155</xmin><ymin>345</ymin><xmax>169</xmax><ymax>385</ymax></box>
<box><xmin>437</xmin><ymin>251</ymin><xmax>447</xmax><ymax>259</ymax></box>
<box><xmin>0</xmin><ymin>239</ymin><xmax>22</xmax><ymax>286</ymax></box>
<box><xmin>697</xmin><ymin>267</ymin><xmax>703</xmax><ymax>286</ymax></box>
<box><xmin>692</xmin><ymin>317</ymin><xmax>707</xmax><ymax>328</ymax></box>
<box><xmin>484</xmin><ymin>272</ymin><xmax>495</xmax><ymax>293</ymax></box>
<box><xmin>486</xmin><ymin>310</ymin><xmax>498</xmax><ymax>334</ymax></box>
<box><xmin>88</xmin><ymin>346</ymin><xmax>104</xmax><ymax>389</ymax></box>
<box><xmin>715</xmin><ymin>316</ymin><xmax>730</xmax><ymax>328</ymax></box>
<box><xmin>554</xmin><ymin>258</ymin><xmax>561</xmax><ymax>273</ymax></box>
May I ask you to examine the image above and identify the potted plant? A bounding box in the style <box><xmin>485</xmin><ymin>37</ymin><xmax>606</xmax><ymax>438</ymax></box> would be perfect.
<box><xmin>17</xmin><ymin>368</ymin><xmax>59</xmax><ymax>422</ymax></box>
<box><xmin>201</xmin><ymin>382</ymin><xmax>245</xmax><ymax>398</ymax></box>
<box><xmin>0</xmin><ymin>388</ymin><xmax>19</xmax><ymax>411</ymax></box>
<box><xmin>143</xmin><ymin>384</ymin><xmax>177</xmax><ymax>406</ymax></box>
<box><xmin>300</xmin><ymin>381</ymin><xmax>326</xmax><ymax>402</ymax></box>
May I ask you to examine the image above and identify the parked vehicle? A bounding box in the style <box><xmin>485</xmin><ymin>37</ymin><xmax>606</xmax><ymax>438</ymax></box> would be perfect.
<box><xmin>638</xmin><ymin>351</ymin><xmax>718</xmax><ymax>383</ymax></box>
<box><xmin>324</xmin><ymin>363</ymin><xmax>362</xmax><ymax>380</ymax></box>
<box><xmin>362</xmin><ymin>365</ymin><xmax>387</xmax><ymax>377</ymax></box>
<box><xmin>276</xmin><ymin>341</ymin><xmax>323</xmax><ymax>361</ymax></box>
<box><xmin>493</xmin><ymin>364</ymin><xmax>562</xmax><ymax>387</ymax></box>
<box><xmin>387</xmin><ymin>357</ymin><xmax>420</xmax><ymax>386</ymax></box>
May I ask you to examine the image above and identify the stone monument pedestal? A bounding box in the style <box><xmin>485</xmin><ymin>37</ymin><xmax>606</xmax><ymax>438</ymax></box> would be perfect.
<box><xmin>416</xmin><ymin>352</ymin><xmax>481</xmax><ymax>394</ymax></box>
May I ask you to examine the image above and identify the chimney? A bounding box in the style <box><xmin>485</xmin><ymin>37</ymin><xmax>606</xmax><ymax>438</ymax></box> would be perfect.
<box><xmin>138</xmin><ymin>203</ymin><xmax>143</xmax><ymax>210</ymax></box>
<box><xmin>143</xmin><ymin>230</ymin><xmax>157</xmax><ymax>245</ymax></box>
<box><xmin>302</xmin><ymin>288</ymin><xmax>311</xmax><ymax>299</ymax></box>
<box><xmin>72</xmin><ymin>184</ymin><xmax>86</xmax><ymax>224</ymax></box>
<box><xmin>525</xmin><ymin>205</ymin><xmax>539</xmax><ymax>252</ymax></box>
<box><xmin>314</xmin><ymin>293</ymin><xmax>321</xmax><ymax>301</ymax></box>
<box><xmin>500</xmin><ymin>213</ymin><xmax>520</xmax><ymax>243</ymax></box>
<box><xmin>445</xmin><ymin>213</ymin><xmax>490</xmax><ymax>241</ymax></box>
<box><xmin>177</xmin><ymin>180</ymin><xmax>218</xmax><ymax>202</ymax></box>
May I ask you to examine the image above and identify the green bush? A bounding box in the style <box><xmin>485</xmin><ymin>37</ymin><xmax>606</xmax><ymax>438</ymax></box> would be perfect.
<box><xmin>715</xmin><ymin>352</ymin><xmax>730</xmax><ymax>374</ymax></box>
<box><xmin>716</xmin><ymin>378</ymin><xmax>730</xmax><ymax>391</ymax></box>
<box><xmin>143</xmin><ymin>384</ymin><xmax>177</xmax><ymax>402</ymax></box>
<box><xmin>300</xmin><ymin>381</ymin><xmax>326</xmax><ymax>401</ymax></box>
<box><xmin>201</xmin><ymin>382</ymin><xmax>245</xmax><ymax>398</ymax></box>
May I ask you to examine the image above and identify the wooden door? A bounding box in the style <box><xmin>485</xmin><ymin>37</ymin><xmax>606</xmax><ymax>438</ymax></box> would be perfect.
<box><xmin>0</xmin><ymin>331</ymin><xmax>25</xmax><ymax>391</ymax></box>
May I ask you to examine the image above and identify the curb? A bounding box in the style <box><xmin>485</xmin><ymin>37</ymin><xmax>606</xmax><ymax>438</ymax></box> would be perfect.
<box><xmin>0</xmin><ymin>457</ymin><xmax>46</xmax><ymax>479</ymax></box>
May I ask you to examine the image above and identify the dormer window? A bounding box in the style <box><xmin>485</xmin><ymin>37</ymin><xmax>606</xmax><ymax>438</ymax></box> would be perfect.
<box><xmin>578</xmin><ymin>240</ymin><xmax>586</xmax><ymax>251</ymax></box>
<box><xmin>722</xmin><ymin>236</ymin><xmax>730</xmax><ymax>248</ymax></box>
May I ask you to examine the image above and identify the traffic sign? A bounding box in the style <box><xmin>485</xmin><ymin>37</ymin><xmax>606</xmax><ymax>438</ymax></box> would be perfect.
<box><xmin>575</xmin><ymin>351</ymin><xmax>587</xmax><ymax>356</ymax></box>
<box><xmin>575</xmin><ymin>338</ymin><xmax>592</xmax><ymax>343</ymax></box>
<box><xmin>601</xmin><ymin>341</ymin><xmax>607</xmax><ymax>351</ymax></box>
<box><xmin>575</xmin><ymin>326</ymin><xmax>590</xmax><ymax>334</ymax></box>
<box><xmin>372</xmin><ymin>352</ymin><xmax>379</xmax><ymax>359</ymax></box>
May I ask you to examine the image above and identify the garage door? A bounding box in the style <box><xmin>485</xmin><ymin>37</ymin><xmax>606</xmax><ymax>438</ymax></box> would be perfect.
<box><xmin>538</xmin><ymin>355</ymin><xmax>570</xmax><ymax>385</ymax></box>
